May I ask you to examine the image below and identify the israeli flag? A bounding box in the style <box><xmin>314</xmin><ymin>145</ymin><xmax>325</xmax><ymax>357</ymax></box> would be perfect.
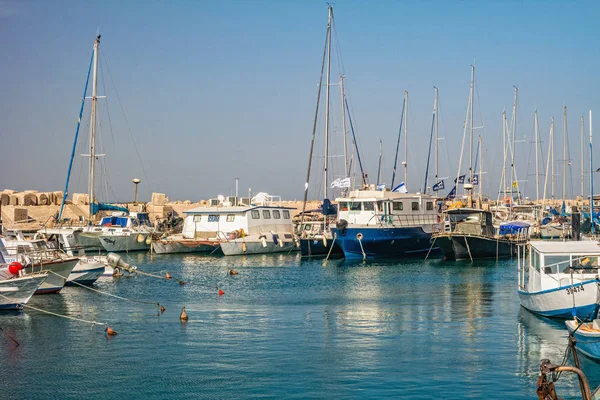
<box><xmin>454</xmin><ymin>175</ymin><xmax>465</xmax><ymax>184</ymax></box>
<box><xmin>330</xmin><ymin>177</ymin><xmax>351</xmax><ymax>189</ymax></box>
<box><xmin>376</xmin><ymin>184</ymin><xmax>386</xmax><ymax>191</ymax></box>
<box><xmin>392</xmin><ymin>182</ymin><xmax>408</xmax><ymax>193</ymax></box>
<box><xmin>470</xmin><ymin>174</ymin><xmax>479</xmax><ymax>185</ymax></box>
<box><xmin>432</xmin><ymin>180</ymin><xmax>445</xmax><ymax>191</ymax></box>
<box><xmin>445</xmin><ymin>185</ymin><xmax>457</xmax><ymax>199</ymax></box>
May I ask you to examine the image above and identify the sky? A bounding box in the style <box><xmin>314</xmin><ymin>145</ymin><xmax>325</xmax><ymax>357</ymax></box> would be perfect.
<box><xmin>1</xmin><ymin>0</ymin><xmax>599</xmax><ymax>203</ymax></box>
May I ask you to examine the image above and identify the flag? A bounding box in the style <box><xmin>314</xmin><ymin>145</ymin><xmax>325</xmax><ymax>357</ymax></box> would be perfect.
<box><xmin>376</xmin><ymin>184</ymin><xmax>386</xmax><ymax>191</ymax></box>
<box><xmin>392</xmin><ymin>182</ymin><xmax>408</xmax><ymax>193</ymax></box>
<box><xmin>469</xmin><ymin>174</ymin><xmax>479</xmax><ymax>185</ymax></box>
<box><xmin>445</xmin><ymin>185</ymin><xmax>457</xmax><ymax>199</ymax></box>
<box><xmin>512</xmin><ymin>181</ymin><xmax>518</xmax><ymax>187</ymax></box>
<box><xmin>330</xmin><ymin>177</ymin><xmax>351</xmax><ymax>188</ymax></box>
<box><xmin>432</xmin><ymin>180</ymin><xmax>445</xmax><ymax>191</ymax></box>
<box><xmin>304</xmin><ymin>182</ymin><xmax>309</xmax><ymax>192</ymax></box>
<box><xmin>454</xmin><ymin>175</ymin><xmax>465</xmax><ymax>184</ymax></box>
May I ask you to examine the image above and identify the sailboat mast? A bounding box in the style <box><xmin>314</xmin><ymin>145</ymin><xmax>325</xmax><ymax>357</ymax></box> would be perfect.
<box><xmin>469</xmin><ymin>66</ymin><xmax>474</xmax><ymax>185</ymax></box>
<box><xmin>563</xmin><ymin>106</ymin><xmax>567</xmax><ymax>201</ymax></box>
<box><xmin>551</xmin><ymin>117</ymin><xmax>555</xmax><ymax>200</ymax></box>
<box><xmin>590</xmin><ymin>110</ymin><xmax>594</xmax><ymax>234</ymax></box>
<box><xmin>404</xmin><ymin>90</ymin><xmax>408</xmax><ymax>186</ymax></box>
<box><xmin>534</xmin><ymin>110</ymin><xmax>539</xmax><ymax>201</ymax></box>
<box><xmin>376</xmin><ymin>139</ymin><xmax>383</xmax><ymax>185</ymax></box>
<box><xmin>581</xmin><ymin>115</ymin><xmax>585</xmax><ymax>200</ymax></box>
<box><xmin>340</xmin><ymin>75</ymin><xmax>348</xmax><ymax>176</ymax></box>
<box><xmin>502</xmin><ymin>111</ymin><xmax>507</xmax><ymax>198</ymax></box>
<box><xmin>478</xmin><ymin>135</ymin><xmax>483</xmax><ymax>198</ymax></box>
<box><xmin>323</xmin><ymin>5</ymin><xmax>332</xmax><ymax>202</ymax></box>
<box><xmin>88</xmin><ymin>34</ymin><xmax>100</xmax><ymax>221</ymax></box>
<box><xmin>510</xmin><ymin>87</ymin><xmax>518</xmax><ymax>200</ymax></box>
<box><xmin>434</xmin><ymin>87</ymin><xmax>439</xmax><ymax>184</ymax></box>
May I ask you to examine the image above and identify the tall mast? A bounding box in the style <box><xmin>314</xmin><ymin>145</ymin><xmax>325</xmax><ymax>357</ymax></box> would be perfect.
<box><xmin>469</xmin><ymin>65</ymin><xmax>475</xmax><ymax>185</ymax></box>
<box><xmin>581</xmin><ymin>115</ymin><xmax>585</xmax><ymax>200</ymax></box>
<box><xmin>323</xmin><ymin>5</ymin><xmax>332</xmax><ymax>202</ymax></box>
<box><xmin>563</xmin><ymin>106</ymin><xmax>567</xmax><ymax>201</ymax></box>
<box><xmin>434</xmin><ymin>86</ymin><xmax>439</xmax><ymax>184</ymax></box>
<box><xmin>542</xmin><ymin>117</ymin><xmax>552</xmax><ymax>203</ymax></box>
<box><xmin>551</xmin><ymin>117</ymin><xmax>555</xmax><ymax>200</ymax></box>
<box><xmin>510</xmin><ymin>87</ymin><xmax>518</xmax><ymax>201</ymax></box>
<box><xmin>404</xmin><ymin>90</ymin><xmax>408</xmax><ymax>186</ymax></box>
<box><xmin>478</xmin><ymin>135</ymin><xmax>483</xmax><ymax>198</ymax></box>
<box><xmin>340</xmin><ymin>75</ymin><xmax>348</xmax><ymax>176</ymax></box>
<box><xmin>590</xmin><ymin>110</ymin><xmax>594</xmax><ymax>234</ymax></box>
<box><xmin>534</xmin><ymin>110</ymin><xmax>539</xmax><ymax>201</ymax></box>
<box><xmin>376</xmin><ymin>139</ymin><xmax>383</xmax><ymax>185</ymax></box>
<box><xmin>502</xmin><ymin>111</ymin><xmax>507</xmax><ymax>199</ymax></box>
<box><xmin>88</xmin><ymin>34</ymin><xmax>100</xmax><ymax>221</ymax></box>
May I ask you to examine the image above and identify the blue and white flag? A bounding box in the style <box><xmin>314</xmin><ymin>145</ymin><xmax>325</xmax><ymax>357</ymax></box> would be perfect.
<box><xmin>432</xmin><ymin>180</ymin><xmax>445</xmax><ymax>191</ymax></box>
<box><xmin>454</xmin><ymin>175</ymin><xmax>465</xmax><ymax>184</ymax></box>
<box><xmin>376</xmin><ymin>184</ymin><xmax>386</xmax><ymax>191</ymax></box>
<box><xmin>392</xmin><ymin>182</ymin><xmax>408</xmax><ymax>193</ymax></box>
<box><xmin>445</xmin><ymin>185</ymin><xmax>457</xmax><ymax>199</ymax></box>
<box><xmin>330</xmin><ymin>177</ymin><xmax>351</xmax><ymax>188</ymax></box>
<box><xmin>470</xmin><ymin>174</ymin><xmax>479</xmax><ymax>185</ymax></box>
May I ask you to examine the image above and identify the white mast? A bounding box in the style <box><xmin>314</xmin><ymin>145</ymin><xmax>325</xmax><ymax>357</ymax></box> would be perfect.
<box><xmin>478</xmin><ymin>135</ymin><xmax>483</xmax><ymax>198</ymax></box>
<box><xmin>88</xmin><ymin>34</ymin><xmax>100</xmax><ymax>221</ymax></box>
<box><xmin>502</xmin><ymin>111</ymin><xmax>507</xmax><ymax>200</ymax></box>
<box><xmin>563</xmin><ymin>106</ymin><xmax>567</xmax><ymax>202</ymax></box>
<box><xmin>534</xmin><ymin>110</ymin><xmax>539</xmax><ymax>201</ymax></box>
<box><xmin>551</xmin><ymin>117</ymin><xmax>555</xmax><ymax>200</ymax></box>
<box><xmin>434</xmin><ymin>86</ymin><xmax>439</xmax><ymax>184</ymax></box>
<box><xmin>323</xmin><ymin>5</ymin><xmax>332</xmax><ymax>202</ymax></box>
<box><xmin>404</xmin><ymin>90</ymin><xmax>408</xmax><ymax>186</ymax></box>
<box><xmin>581</xmin><ymin>115</ymin><xmax>585</xmax><ymax>200</ymax></box>
<box><xmin>590</xmin><ymin>110</ymin><xmax>594</xmax><ymax>233</ymax></box>
<box><xmin>510</xmin><ymin>87</ymin><xmax>518</xmax><ymax>201</ymax></box>
<box><xmin>340</xmin><ymin>75</ymin><xmax>348</xmax><ymax>177</ymax></box>
<box><xmin>543</xmin><ymin>118</ymin><xmax>553</xmax><ymax>203</ymax></box>
<box><xmin>469</xmin><ymin>65</ymin><xmax>475</xmax><ymax>186</ymax></box>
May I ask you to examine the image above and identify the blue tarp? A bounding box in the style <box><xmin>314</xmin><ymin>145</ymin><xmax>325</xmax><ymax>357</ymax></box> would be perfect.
<box><xmin>321</xmin><ymin>199</ymin><xmax>338</xmax><ymax>216</ymax></box>
<box><xmin>499</xmin><ymin>221</ymin><xmax>530</xmax><ymax>235</ymax></box>
<box><xmin>91</xmin><ymin>203</ymin><xmax>129</xmax><ymax>215</ymax></box>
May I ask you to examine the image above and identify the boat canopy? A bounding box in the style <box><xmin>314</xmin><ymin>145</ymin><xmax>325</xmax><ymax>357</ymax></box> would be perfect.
<box><xmin>498</xmin><ymin>221</ymin><xmax>530</xmax><ymax>235</ymax></box>
<box><xmin>91</xmin><ymin>203</ymin><xmax>129</xmax><ymax>215</ymax></box>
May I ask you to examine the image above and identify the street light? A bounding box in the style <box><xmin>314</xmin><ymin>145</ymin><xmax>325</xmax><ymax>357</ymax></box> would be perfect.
<box><xmin>132</xmin><ymin>178</ymin><xmax>141</xmax><ymax>205</ymax></box>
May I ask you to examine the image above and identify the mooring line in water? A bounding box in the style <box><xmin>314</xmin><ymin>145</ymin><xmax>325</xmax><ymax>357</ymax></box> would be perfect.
<box><xmin>49</xmin><ymin>272</ymin><xmax>164</xmax><ymax>312</ymax></box>
<box><xmin>0</xmin><ymin>326</ymin><xmax>20</xmax><ymax>346</ymax></box>
<box><xmin>132</xmin><ymin>269</ymin><xmax>187</xmax><ymax>285</ymax></box>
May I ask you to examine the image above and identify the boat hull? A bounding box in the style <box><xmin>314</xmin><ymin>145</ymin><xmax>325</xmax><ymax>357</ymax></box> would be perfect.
<box><xmin>540</xmin><ymin>224</ymin><xmax>571</xmax><ymax>240</ymax></box>
<box><xmin>99</xmin><ymin>233</ymin><xmax>150</xmax><ymax>252</ymax></box>
<box><xmin>566</xmin><ymin>320</ymin><xmax>600</xmax><ymax>359</ymax></box>
<box><xmin>24</xmin><ymin>258</ymin><xmax>78</xmax><ymax>294</ymax></box>
<box><xmin>299</xmin><ymin>237</ymin><xmax>343</xmax><ymax>257</ymax></box>
<box><xmin>330</xmin><ymin>226</ymin><xmax>435</xmax><ymax>260</ymax></box>
<box><xmin>76</xmin><ymin>232</ymin><xmax>104</xmax><ymax>251</ymax></box>
<box><xmin>518</xmin><ymin>279</ymin><xmax>600</xmax><ymax>319</ymax></box>
<box><xmin>0</xmin><ymin>273</ymin><xmax>47</xmax><ymax>310</ymax></box>
<box><xmin>434</xmin><ymin>234</ymin><xmax>515</xmax><ymax>260</ymax></box>
<box><xmin>66</xmin><ymin>259</ymin><xmax>105</xmax><ymax>286</ymax></box>
<box><xmin>220</xmin><ymin>236</ymin><xmax>297</xmax><ymax>256</ymax></box>
<box><xmin>152</xmin><ymin>240</ymin><xmax>221</xmax><ymax>255</ymax></box>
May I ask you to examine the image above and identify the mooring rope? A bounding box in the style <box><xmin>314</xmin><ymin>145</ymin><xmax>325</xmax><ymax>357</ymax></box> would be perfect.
<box><xmin>0</xmin><ymin>325</ymin><xmax>20</xmax><ymax>346</ymax></box>
<box><xmin>324</xmin><ymin>233</ymin><xmax>337</xmax><ymax>261</ymax></box>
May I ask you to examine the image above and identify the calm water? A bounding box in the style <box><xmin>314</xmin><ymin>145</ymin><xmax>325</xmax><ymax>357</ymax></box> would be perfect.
<box><xmin>2</xmin><ymin>253</ymin><xmax>599</xmax><ymax>399</ymax></box>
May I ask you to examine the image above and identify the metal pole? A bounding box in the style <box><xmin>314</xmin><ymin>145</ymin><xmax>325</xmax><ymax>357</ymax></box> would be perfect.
<box><xmin>88</xmin><ymin>35</ymin><xmax>100</xmax><ymax>222</ymax></box>
<box><xmin>404</xmin><ymin>90</ymin><xmax>408</xmax><ymax>186</ymax></box>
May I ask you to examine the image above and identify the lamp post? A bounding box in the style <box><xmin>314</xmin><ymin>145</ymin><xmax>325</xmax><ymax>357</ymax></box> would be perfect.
<box><xmin>132</xmin><ymin>178</ymin><xmax>141</xmax><ymax>205</ymax></box>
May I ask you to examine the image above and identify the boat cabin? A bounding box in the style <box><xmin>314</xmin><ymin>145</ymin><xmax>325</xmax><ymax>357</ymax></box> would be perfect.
<box><xmin>336</xmin><ymin>189</ymin><xmax>438</xmax><ymax>227</ymax></box>
<box><xmin>442</xmin><ymin>208</ymin><xmax>494</xmax><ymax>237</ymax></box>
<box><xmin>519</xmin><ymin>241</ymin><xmax>600</xmax><ymax>293</ymax></box>
<box><xmin>182</xmin><ymin>205</ymin><xmax>294</xmax><ymax>240</ymax></box>
<box><xmin>99</xmin><ymin>212</ymin><xmax>151</xmax><ymax>228</ymax></box>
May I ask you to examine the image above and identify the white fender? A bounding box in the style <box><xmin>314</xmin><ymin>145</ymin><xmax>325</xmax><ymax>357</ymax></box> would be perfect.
<box><xmin>137</xmin><ymin>234</ymin><xmax>145</xmax><ymax>243</ymax></box>
<box><xmin>261</xmin><ymin>236</ymin><xmax>267</xmax><ymax>248</ymax></box>
<box><xmin>145</xmin><ymin>236</ymin><xmax>152</xmax><ymax>245</ymax></box>
<box><xmin>242</xmin><ymin>242</ymin><xmax>247</xmax><ymax>252</ymax></box>
<box><xmin>322</xmin><ymin>236</ymin><xmax>328</xmax><ymax>247</ymax></box>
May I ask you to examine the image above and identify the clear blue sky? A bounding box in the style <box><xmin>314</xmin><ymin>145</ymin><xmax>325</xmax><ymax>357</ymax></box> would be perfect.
<box><xmin>1</xmin><ymin>0</ymin><xmax>598</xmax><ymax>202</ymax></box>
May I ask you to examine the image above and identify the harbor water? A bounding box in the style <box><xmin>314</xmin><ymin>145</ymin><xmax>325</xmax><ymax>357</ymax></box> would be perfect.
<box><xmin>2</xmin><ymin>253</ymin><xmax>599</xmax><ymax>399</ymax></box>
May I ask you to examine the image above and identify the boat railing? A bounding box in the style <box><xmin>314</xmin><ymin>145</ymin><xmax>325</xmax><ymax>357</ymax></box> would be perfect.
<box><xmin>366</xmin><ymin>213</ymin><xmax>440</xmax><ymax>228</ymax></box>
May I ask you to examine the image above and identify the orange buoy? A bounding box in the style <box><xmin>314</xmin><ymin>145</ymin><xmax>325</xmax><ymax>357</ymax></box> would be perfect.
<box><xmin>165</xmin><ymin>272</ymin><xmax>172</xmax><ymax>279</ymax></box>
<box><xmin>105</xmin><ymin>326</ymin><xmax>118</xmax><ymax>336</ymax></box>
<box><xmin>218</xmin><ymin>289</ymin><xmax>225</xmax><ymax>296</ymax></box>
<box><xmin>180</xmin><ymin>306</ymin><xmax>189</xmax><ymax>321</ymax></box>
<box><xmin>160</xmin><ymin>305</ymin><xmax>166</xmax><ymax>314</ymax></box>
<box><xmin>229</xmin><ymin>269</ymin><xmax>238</xmax><ymax>276</ymax></box>
<box><xmin>179</xmin><ymin>280</ymin><xmax>186</xmax><ymax>285</ymax></box>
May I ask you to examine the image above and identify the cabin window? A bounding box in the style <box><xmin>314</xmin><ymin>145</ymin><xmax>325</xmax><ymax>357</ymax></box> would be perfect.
<box><xmin>350</xmin><ymin>202</ymin><xmax>361</xmax><ymax>211</ymax></box>
<box><xmin>363</xmin><ymin>202</ymin><xmax>375</xmax><ymax>211</ymax></box>
<box><xmin>251</xmin><ymin>210</ymin><xmax>260</xmax><ymax>219</ymax></box>
<box><xmin>193</xmin><ymin>215</ymin><xmax>202</xmax><ymax>222</ymax></box>
<box><xmin>544</xmin><ymin>255</ymin><xmax>571</xmax><ymax>273</ymax></box>
<box><xmin>208</xmin><ymin>215</ymin><xmax>220</xmax><ymax>222</ymax></box>
<box><xmin>393</xmin><ymin>202</ymin><xmax>403</xmax><ymax>211</ymax></box>
<box><xmin>283</xmin><ymin>210</ymin><xmax>290</xmax><ymax>219</ymax></box>
<box><xmin>426</xmin><ymin>202</ymin><xmax>433</xmax><ymax>211</ymax></box>
<box><xmin>226</xmin><ymin>214</ymin><xmax>235</xmax><ymax>222</ymax></box>
<box><xmin>273</xmin><ymin>210</ymin><xmax>281</xmax><ymax>219</ymax></box>
<box><xmin>263</xmin><ymin>210</ymin><xmax>271</xmax><ymax>219</ymax></box>
<box><xmin>412</xmin><ymin>202</ymin><xmax>419</xmax><ymax>211</ymax></box>
<box><xmin>339</xmin><ymin>202</ymin><xmax>349</xmax><ymax>211</ymax></box>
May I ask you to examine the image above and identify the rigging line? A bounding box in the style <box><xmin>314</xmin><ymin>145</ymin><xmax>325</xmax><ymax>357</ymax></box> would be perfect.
<box><xmin>474</xmin><ymin>74</ymin><xmax>488</xmax><ymax>193</ymax></box>
<box><xmin>331</xmin><ymin>15</ymin><xmax>346</xmax><ymax>78</ymax></box>
<box><xmin>100</xmin><ymin>48</ymin><xmax>154</xmax><ymax>193</ymax></box>
<box><xmin>99</xmin><ymin>59</ymin><xmax>117</xmax><ymax>150</ymax></box>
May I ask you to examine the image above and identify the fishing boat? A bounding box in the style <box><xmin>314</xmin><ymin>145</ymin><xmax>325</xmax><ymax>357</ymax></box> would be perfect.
<box><xmin>566</xmin><ymin>319</ymin><xmax>600</xmax><ymax>360</ymax></box>
<box><xmin>96</xmin><ymin>212</ymin><xmax>153</xmax><ymax>252</ymax></box>
<box><xmin>330</xmin><ymin>187</ymin><xmax>439</xmax><ymax>260</ymax></box>
<box><xmin>433</xmin><ymin>208</ymin><xmax>528</xmax><ymax>260</ymax></box>
<box><xmin>518</xmin><ymin>240</ymin><xmax>600</xmax><ymax>319</ymax></box>
<box><xmin>0</xmin><ymin>253</ymin><xmax>48</xmax><ymax>310</ymax></box>
<box><xmin>152</xmin><ymin>209</ymin><xmax>222</xmax><ymax>255</ymax></box>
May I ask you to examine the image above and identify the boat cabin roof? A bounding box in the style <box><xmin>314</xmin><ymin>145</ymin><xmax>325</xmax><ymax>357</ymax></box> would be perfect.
<box><xmin>183</xmin><ymin>205</ymin><xmax>295</xmax><ymax>215</ymax></box>
<box><xmin>530</xmin><ymin>240</ymin><xmax>600</xmax><ymax>255</ymax></box>
<box><xmin>446</xmin><ymin>207</ymin><xmax>492</xmax><ymax>216</ymax></box>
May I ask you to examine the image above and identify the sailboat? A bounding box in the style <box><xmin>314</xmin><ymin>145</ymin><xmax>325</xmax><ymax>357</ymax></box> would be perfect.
<box><xmin>49</xmin><ymin>35</ymin><xmax>153</xmax><ymax>254</ymax></box>
<box><xmin>432</xmin><ymin>67</ymin><xmax>529</xmax><ymax>260</ymax></box>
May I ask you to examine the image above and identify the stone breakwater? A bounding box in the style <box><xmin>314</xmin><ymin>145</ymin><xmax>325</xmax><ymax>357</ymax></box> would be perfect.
<box><xmin>0</xmin><ymin>190</ymin><xmax>322</xmax><ymax>230</ymax></box>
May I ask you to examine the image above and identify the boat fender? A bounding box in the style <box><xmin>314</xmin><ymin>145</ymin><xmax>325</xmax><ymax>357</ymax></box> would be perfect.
<box><xmin>145</xmin><ymin>236</ymin><xmax>152</xmax><ymax>245</ymax></box>
<box><xmin>238</xmin><ymin>229</ymin><xmax>246</xmax><ymax>238</ymax></box>
<box><xmin>322</xmin><ymin>235</ymin><xmax>328</xmax><ymax>247</ymax></box>
<box><xmin>242</xmin><ymin>242</ymin><xmax>247</xmax><ymax>252</ymax></box>
<box><xmin>260</xmin><ymin>236</ymin><xmax>267</xmax><ymax>248</ymax></box>
<box><xmin>137</xmin><ymin>234</ymin><xmax>145</xmax><ymax>243</ymax></box>
<box><xmin>272</xmin><ymin>234</ymin><xmax>279</xmax><ymax>246</ymax></box>
<box><xmin>337</xmin><ymin>219</ymin><xmax>348</xmax><ymax>236</ymax></box>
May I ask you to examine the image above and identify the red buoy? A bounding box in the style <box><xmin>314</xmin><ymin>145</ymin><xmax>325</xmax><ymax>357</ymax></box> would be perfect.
<box><xmin>8</xmin><ymin>262</ymin><xmax>23</xmax><ymax>275</ymax></box>
<box><xmin>218</xmin><ymin>289</ymin><xmax>225</xmax><ymax>296</ymax></box>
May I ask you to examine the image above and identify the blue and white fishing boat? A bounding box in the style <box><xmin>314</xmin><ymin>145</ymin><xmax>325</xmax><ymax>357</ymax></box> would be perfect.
<box><xmin>330</xmin><ymin>187</ymin><xmax>439</xmax><ymax>260</ymax></box>
<box><xmin>566</xmin><ymin>319</ymin><xmax>600</xmax><ymax>360</ymax></box>
<box><xmin>518</xmin><ymin>240</ymin><xmax>600</xmax><ymax>319</ymax></box>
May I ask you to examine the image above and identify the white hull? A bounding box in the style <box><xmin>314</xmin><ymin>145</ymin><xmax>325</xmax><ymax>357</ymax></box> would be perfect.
<box><xmin>152</xmin><ymin>239</ymin><xmax>220</xmax><ymax>254</ymax></box>
<box><xmin>0</xmin><ymin>273</ymin><xmax>47</xmax><ymax>309</ymax></box>
<box><xmin>66</xmin><ymin>259</ymin><xmax>105</xmax><ymax>285</ymax></box>
<box><xmin>99</xmin><ymin>233</ymin><xmax>150</xmax><ymax>252</ymax></box>
<box><xmin>519</xmin><ymin>279</ymin><xmax>600</xmax><ymax>318</ymax></box>
<box><xmin>24</xmin><ymin>258</ymin><xmax>78</xmax><ymax>294</ymax></box>
<box><xmin>540</xmin><ymin>224</ymin><xmax>571</xmax><ymax>239</ymax></box>
<box><xmin>220</xmin><ymin>236</ymin><xmax>297</xmax><ymax>256</ymax></box>
<box><xmin>76</xmin><ymin>232</ymin><xmax>104</xmax><ymax>250</ymax></box>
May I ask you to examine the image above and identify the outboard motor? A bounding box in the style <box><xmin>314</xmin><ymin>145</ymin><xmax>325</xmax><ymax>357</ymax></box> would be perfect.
<box><xmin>336</xmin><ymin>219</ymin><xmax>348</xmax><ymax>236</ymax></box>
<box><xmin>106</xmin><ymin>253</ymin><xmax>137</xmax><ymax>273</ymax></box>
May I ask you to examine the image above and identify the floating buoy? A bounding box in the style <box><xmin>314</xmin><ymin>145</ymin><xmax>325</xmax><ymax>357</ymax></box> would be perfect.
<box><xmin>218</xmin><ymin>289</ymin><xmax>225</xmax><ymax>296</ymax></box>
<box><xmin>179</xmin><ymin>280</ymin><xmax>186</xmax><ymax>285</ymax></box>
<box><xmin>180</xmin><ymin>306</ymin><xmax>189</xmax><ymax>321</ymax></box>
<box><xmin>8</xmin><ymin>261</ymin><xmax>23</xmax><ymax>275</ymax></box>
<box><xmin>160</xmin><ymin>305</ymin><xmax>166</xmax><ymax>314</ymax></box>
<box><xmin>165</xmin><ymin>272</ymin><xmax>172</xmax><ymax>280</ymax></box>
<box><xmin>105</xmin><ymin>326</ymin><xmax>118</xmax><ymax>336</ymax></box>
<box><xmin>229</xmin><ymin>269</ymin><xmax>238</xmax><ymax>276</ymax></box>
